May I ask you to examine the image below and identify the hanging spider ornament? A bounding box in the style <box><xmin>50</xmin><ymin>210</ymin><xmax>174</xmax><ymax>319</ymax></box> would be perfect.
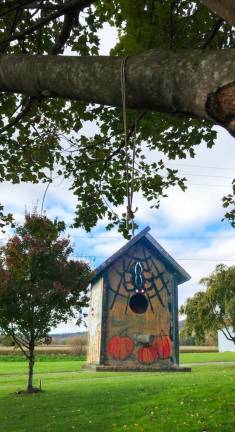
<box><xmin>128</xmin><ymin>261</ymin><xmax>149</xmax><ymax>314</ymax></box>
<box><xmin>105</xmin><ymin>245</ymin><xmax>171</xmax><ymax>315</ymax></box>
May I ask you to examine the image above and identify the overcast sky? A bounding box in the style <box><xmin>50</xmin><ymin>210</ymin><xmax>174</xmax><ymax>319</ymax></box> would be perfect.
<box><xmin>1</xmin><ymin>25</ymin><xmax>235</xmax><ymax>334</ymax></box>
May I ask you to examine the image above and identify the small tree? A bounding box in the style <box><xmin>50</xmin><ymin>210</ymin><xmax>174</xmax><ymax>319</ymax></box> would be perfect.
<box><xmin>0</xmin><ymin>213</ymin><xmax>91</xmax><ymax>393</ymax></box>
<box><xmin>180</xmin><ymin>264</ymin><xmax>235</xmax><ymax>345</ymax></box>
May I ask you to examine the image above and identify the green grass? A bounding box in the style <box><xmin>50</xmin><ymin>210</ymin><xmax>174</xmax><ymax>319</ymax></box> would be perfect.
<box><xmin>0</xmin><ymin>360</ymin><xmax>234</xmax><ymax>432</ymax></box>
<box><xmin>0</xmin><ymin>354</ymin><xmax>85</xmax><ymax>362</ymax></box>
<box><xmin>0</xmin><ymin>360</ymin><xmax>85</xmax><ymax>375</ymax></box>
<box><xmin>1</xmin><ymin>351</ymin><xmax>234</xmax><ymax>365</ymax></box>
<box><xmin>180</xmin><ymin>351</ymin><xmax>235</xmax><ymax>364</ymax></box>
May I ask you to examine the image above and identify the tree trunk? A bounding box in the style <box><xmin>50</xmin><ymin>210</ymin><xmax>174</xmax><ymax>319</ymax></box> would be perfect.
<box><xmin>1</xmin><ymin>50</ymin><xmax>235</xmax><ymax>135</ymax></box>
<box><xmin>200</xmin><ymin>0</ymin><xmax>235</xmax><ymax>27</ymax></box>
<box><xmin>27</xmin><ymin>342</ymin><xmax>35</xmax><ymax>393</ymax></box>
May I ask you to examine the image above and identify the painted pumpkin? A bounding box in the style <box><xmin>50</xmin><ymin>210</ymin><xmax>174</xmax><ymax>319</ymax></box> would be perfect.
<box><xmin>137</xmin><ymin>346</ymin><xmax>158</xmax><ymax>365</ymax></box>
<box><xmin>107</xmin><ymin>335</ymin><xmax>134</xmax><ymax>360</ymax></box>
<box><xmin>153</xmin><ymin>335</ymin><xmax>172</xmax><ymax>359</ymax></box>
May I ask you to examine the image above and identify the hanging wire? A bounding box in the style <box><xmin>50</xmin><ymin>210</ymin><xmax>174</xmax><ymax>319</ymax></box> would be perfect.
<box><xmin>120</xmin><ymin>56</ymin><xmax>137</xmax><ymax>237</ymax></box>
<box><xmin>121</xmin><ymin>56</ymin><xmax>131</xmax><ymax>227</ymax></box>
<box><xmin>40</xmin><ymin>170</ymin><xmax>52</xmax><ymax>215</ymax></box>
<box><xmin>130</xmin><ymin>119</ymin><xmax>137</xmax><ymax>237</ymax></box>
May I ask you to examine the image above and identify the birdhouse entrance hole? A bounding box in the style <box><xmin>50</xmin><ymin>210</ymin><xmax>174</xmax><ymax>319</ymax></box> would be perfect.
<box><xmin>129</xmin><ymin>293</ymin><xmax>148</xmax><ymax>314</ymax></box>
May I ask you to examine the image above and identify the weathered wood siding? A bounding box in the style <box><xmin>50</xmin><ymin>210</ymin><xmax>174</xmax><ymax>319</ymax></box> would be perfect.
<box><xmin>87</xmin><ymin>277</ymin><xmax>103</xmax><ymax>364</ymax></box>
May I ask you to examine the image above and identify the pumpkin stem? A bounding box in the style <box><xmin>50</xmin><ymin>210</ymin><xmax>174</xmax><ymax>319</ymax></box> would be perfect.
<box><xmin>119</xmin><ymin>327</ymin><xmax>128</xmax><ymax>336</ymax></box>
<box><xmin>142</xmin><ymin>342</ymin><xmax>151</xmax><ymax>347</ymax></box>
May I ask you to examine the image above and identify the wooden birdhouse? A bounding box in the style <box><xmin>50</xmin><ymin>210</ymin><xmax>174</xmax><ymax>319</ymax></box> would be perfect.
<box><xmin>87</xmin><ymin>227</ymin><xmax>190</xmax><ymax>371</ymax></box>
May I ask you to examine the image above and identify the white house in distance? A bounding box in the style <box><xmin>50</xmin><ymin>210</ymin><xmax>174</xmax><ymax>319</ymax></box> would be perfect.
<box><xmin>218</xmin><ymin>328</ymin><xmax>235</xmax><ymax>352</ymax></box>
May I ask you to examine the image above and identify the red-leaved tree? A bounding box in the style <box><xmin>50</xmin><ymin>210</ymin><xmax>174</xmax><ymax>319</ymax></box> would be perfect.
<box><xmin>0</xmin><ymin>213</ymin><xmax>91</xmax><ymax>393</ymax></box>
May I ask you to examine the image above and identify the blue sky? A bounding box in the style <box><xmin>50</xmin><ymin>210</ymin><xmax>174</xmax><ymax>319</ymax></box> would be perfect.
<box><xmin>1</xmin><ymin>25</ymin><xmax>235</xmax><ymax>333</ymax></box>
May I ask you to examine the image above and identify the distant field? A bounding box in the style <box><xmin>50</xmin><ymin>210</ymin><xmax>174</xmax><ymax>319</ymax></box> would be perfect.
<box><xmin>0</xmin><ymin>360</ymin><xmax>234</xmax><ymax>432</ymax></box>
<box><xmin>0</xmin><ymin>345</ymin><xmax>72</xmax><ymax>355</ymax></box>
<box><xmin>180</xmin><ymin>345</ymin><xmax>218</xmax><ymax>353</ymax></box>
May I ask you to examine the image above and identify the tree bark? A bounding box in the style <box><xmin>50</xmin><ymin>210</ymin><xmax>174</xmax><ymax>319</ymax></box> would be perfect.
<box><xmin>200</xmin><ymin>0</ymin><xmax>235</xmax><ymax>27</ymax></box>
<box><xmin>1</xmin><ymin>50</ymin><xmax>235</xmax><ymax>135</ymax></box>
<box><xmin>27</xmin><ymin>340</ymin><xmax>35</xmax><ymax>393</ymax></box>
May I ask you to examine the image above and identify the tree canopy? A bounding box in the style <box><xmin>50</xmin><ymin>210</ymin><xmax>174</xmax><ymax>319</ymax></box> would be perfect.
<box><xmin>0</xmin><ymin>212</ymin><xmax>91</xmax><ymax>392</ymax></box>
<box><xmin>180</xmin><ymin>264</ymin><xmax>235</xmax><ymax>345</ymax></box>
<box><xmin>0</xmin><ymin>1</ymin><xmax>235</xmax><ymax>236</ymax></box>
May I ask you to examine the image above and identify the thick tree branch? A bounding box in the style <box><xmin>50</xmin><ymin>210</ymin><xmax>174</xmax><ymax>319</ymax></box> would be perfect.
<box><xmin>200</xmin><ymin>0</ymin><xmax>235</xmax><ymax>27</ymax></box>
<box><xmin>9</xmin><ymin>329</ymin><xmax>30</xmax><ymax>359</ymax></box>
<box><xmin>201</xmin><ymin>18</ymin><xmax>223</xmax><ymax>49</ymax></box>
<box><xmin>0</xmin><ymin>0</ymin><xmax>93</xmax><ymax>45</ymax></box>
<box><xmin>0</xmin><ymin>1</ymin><xmax>34</xmax><ymax>18</ymax></box>
<box><xmin>0</xmin><ymin>5</ymin><xmax>24</xmax><ymax>53</ymax></box>
<box><xmin>49</xmin><ymin>10</ymin><xmax>76</xmax><ymax>55</ymax></box>
<box><xmin>0</xmin><ymin>6</ymin><xmax>77</xmax><ymax>134</ymax></box>
<box><xmin>0</xmin><ymin>97</ymin><xmax>34</xmax><ymax>134</ymax></box>
<box><xmin>223</xmin><ymin>323</ymin><xmax>235</xmax><ymax>342</ymax></box>
<box><xmin>13</xmin><ymin>340</ymin><xmax>30</xmax><ymax>359</ymax></box>
<box><xmin>14</xmin><ymin>333</ymin><xmax>30</xmax><ymax>349</ymax></box>
<box><xmin>221</xmin><ymin>327</ymin><xmax>234</xmax><ymax>342</ymax></box>
<box><xmin>2</xmin><ymin>1</ymin><xmax>72</xmax><ymax>8</ymax></box>
<box><xmin>1</xmin><ymin>50</ymin><xmax>235</xmax><ymax>135</ymax></box>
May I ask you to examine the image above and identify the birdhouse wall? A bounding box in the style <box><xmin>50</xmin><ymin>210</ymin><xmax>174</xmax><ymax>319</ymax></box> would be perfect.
<box><xmin>99</xmin><ymin>241</ymin><xmax>178</xmax><ymax>369</ymax></box>
<box><xmin>87</xmin><ymin>277</ymin><xmax>103</xmax><ymax>364</ymax></box>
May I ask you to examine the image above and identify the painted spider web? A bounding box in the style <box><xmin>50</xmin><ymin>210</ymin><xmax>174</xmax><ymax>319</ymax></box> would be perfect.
<box><xmin>104</xmin><ymin>245</ymin><xmax>171</xmax><ymax>313</ymax></box>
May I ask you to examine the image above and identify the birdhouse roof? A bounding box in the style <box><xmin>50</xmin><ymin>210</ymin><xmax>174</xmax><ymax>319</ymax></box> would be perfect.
<box><xmin>91</xmin><ymin>226</ymin><xmax>190</xmax><ymax>285</ymax></box>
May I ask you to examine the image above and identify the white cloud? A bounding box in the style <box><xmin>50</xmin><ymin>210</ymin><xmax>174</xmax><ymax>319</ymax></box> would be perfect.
<box><xmin>167</xmin><ymin>232</ymin><xmax>235</xmax><ymax>309</ymax></box>
<box><xmin>158</xmin><ymin>184</ymin><xmax>226</xmax><ymax>230</ymax></box>
<box><xmin>98</xmin><ymin>23</ymin><xmax>118</xmax><ymax>55</ymax></box>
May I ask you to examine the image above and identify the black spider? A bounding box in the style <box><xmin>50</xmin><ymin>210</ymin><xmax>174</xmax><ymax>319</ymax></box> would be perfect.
<box><xmin>104</xmin><ymin>246</ymin><xmax>171</xmax><ymax>314</ymax></box>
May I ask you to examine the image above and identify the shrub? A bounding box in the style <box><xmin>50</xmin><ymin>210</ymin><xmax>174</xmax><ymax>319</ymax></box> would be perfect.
<box><xmin>69</xmin><ymin>335</ymin><xmax>88</xmax><ymax>356</ymax></box>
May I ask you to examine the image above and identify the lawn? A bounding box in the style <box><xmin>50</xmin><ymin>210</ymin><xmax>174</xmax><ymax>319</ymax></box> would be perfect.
<box><xmin>0</xmin><ymin>359</ymin><xmax>234</xmax><ymax>432</ymax></box>
<box><xmin>180</xmin><ymin>351</ymin><xmax>235</xmax><ymax>364</ymax></box>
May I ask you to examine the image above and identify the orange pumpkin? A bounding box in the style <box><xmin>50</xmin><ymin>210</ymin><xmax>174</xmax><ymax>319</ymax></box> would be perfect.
<box><xmin>137</xmin><ymin>346</ymin><xmax>158</xmax><ymax>364</ymax></box>
<box><xmin>107</xmin><ymin>335</ymin><xmax>134</xmax><ymax>360</ymax></box>
<box><xmin>153</xmin><ymin>335</ymin><xmax>172</xmax><ymax>359</ymax></box>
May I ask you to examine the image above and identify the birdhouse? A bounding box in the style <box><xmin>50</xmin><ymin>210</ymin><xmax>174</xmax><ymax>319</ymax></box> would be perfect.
<box><xmin>87</xmin><ymin>227</ymin><xmax>190</xmax><ymax>371</ymax></box>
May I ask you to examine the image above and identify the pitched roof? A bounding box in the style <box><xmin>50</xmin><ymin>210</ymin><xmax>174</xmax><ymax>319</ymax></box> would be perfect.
<box><xmin>91</xmin><ymin>226</ymin><xmax>190</xmax><ymax>285</ymax></box>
